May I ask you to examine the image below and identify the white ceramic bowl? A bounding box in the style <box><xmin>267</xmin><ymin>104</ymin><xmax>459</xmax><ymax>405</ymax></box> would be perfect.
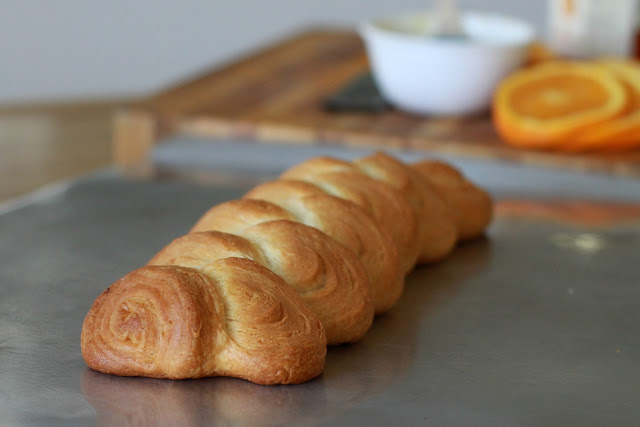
<box><xmin>359</xmin><ymin>12</ymin><xmax>536</xmax><ymax>116</ymax></box>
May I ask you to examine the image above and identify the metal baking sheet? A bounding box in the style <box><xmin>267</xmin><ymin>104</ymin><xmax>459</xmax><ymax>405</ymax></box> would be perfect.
<box><xmin>1</xmin><ymin>157</ymin><xmax>640</xmax><ymax>425</ymax></box>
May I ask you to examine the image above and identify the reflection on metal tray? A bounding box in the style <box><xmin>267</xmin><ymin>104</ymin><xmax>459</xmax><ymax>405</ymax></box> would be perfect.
<box><xmin>1</xmin><ymin>164</ymin><xmax>639</xmax><ymax>425</ymax></box>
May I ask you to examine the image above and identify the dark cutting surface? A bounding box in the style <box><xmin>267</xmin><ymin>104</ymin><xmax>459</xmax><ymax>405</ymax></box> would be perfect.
<box><xmin>1</xmin><ymin>165</ymin><xmax>639</xmax><ymax>426</ymax></box>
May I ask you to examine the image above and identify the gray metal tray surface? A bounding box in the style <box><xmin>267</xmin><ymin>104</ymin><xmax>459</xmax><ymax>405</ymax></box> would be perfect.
<box><xmin>1</xmin><ymin>162</ymin><xmax>640</xmax><ymax>426</ymax></box>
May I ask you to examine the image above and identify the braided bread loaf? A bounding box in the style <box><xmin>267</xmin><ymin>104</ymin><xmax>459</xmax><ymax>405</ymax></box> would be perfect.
<box><xmin>81</xmin><ymin>152</ymin><xmax>493</xmax><ymax>385</ymax></box>
<box><xmin>411</xmin><ymin>160</ymin><xmax>493</xmax><ymax>241</ymax></box>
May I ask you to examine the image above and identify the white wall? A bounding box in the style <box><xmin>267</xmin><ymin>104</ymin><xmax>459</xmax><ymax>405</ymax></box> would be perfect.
<box><xmin>0</xmin><ymin>0</ymin><xmax>544</xmax><ymax>104</ymax></box>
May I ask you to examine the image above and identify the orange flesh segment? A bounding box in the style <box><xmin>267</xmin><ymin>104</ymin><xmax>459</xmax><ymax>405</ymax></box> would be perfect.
<box><xmin>508</xmin><ymin>74</ymin><xmax>610</xmax><ymax>119</ymax></box>
<box><xmin>563</xmin><ymin>75</ymin><xmax>640</xmax><ymax>151</ymax></box>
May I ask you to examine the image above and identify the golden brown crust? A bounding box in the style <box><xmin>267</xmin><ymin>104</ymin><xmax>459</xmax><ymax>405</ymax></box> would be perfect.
<box><xmin>81</xmin><ymin>261</ymin><xmax>326</xmax><ymax>385</ymax></box>
<box><xmin>191</xmin><ymin>199</ymin><xmax>296</xmax><ymax>234</ymax></box>
<box><xmin>411</xmin><ymin>160</ymin><xmax>493</xmax><ymax>240</ymax></box>
<box><xmin>245</xmin><ymin>180</ymin><xmax>401</xmax><ymax>314</ymax></box>
<box><xmin>354</xmin><ymin>152</ymin><xmax>458</xmax><ymax>264</ymax></box>
<box><xmin>149</xmin><ymin>231</ymin><xmax>264</xmax><ymax>268</ymax></box>
<box><xmin>185</xmin><ymin>201</ymin><xmax>374</xmax><ymax>345</ymax></box>
<box><xmin>281</xmin><ymin>157</ymin><xmax>420</xmax><ymax>275</ymax></box>
<box><xmin>245</xmin><ymin>179</ymin><xmax>327</xmax><ymax>202</ymax></box>
<box><xmin>242</xmin><ymin>220</ymin><xmax>373</xmax><ymax>345</ymax></box>
<box><xmin>81</xmin><ymin>266</ymin><xmax>223</xmax><ymax>379</ymax></box>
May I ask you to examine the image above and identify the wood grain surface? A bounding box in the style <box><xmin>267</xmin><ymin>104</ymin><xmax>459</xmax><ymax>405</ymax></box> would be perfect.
<box><xmin>119</xmin><ymin>30</ymin><xmax>640</xmax><ymax>177</ymax></box>
<box><xmin>0</xmin><ymin>103</ymin><xmax>114</xmax><ymax>202</ymax></box>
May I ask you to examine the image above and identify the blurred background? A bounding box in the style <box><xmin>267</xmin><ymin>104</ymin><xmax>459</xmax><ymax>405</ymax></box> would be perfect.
<box><xmin>2</xmin><ymin>0</ymin><xmax>638</xmax><ymax>202</ymax></box>
<box><xmin>0</xmin><ymin>1</ymin><xmax>544</xmax><ymax>104</ymax></box>
<box><xmin>0</xmin><ymin>1</ymin><xmax>543</xmax><ymax>202</ymax></box>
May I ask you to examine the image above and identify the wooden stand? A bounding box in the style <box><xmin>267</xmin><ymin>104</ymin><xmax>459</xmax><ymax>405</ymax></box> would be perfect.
<box><xmin>114</xmin><ymin>29</ymin><xmax>640</xmax><ymax>177</ymax></box>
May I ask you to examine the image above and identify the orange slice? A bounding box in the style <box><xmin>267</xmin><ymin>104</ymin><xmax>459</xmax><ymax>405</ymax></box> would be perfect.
<box><xmin>566</xmin><ymin>59</ymin><xmax>640</xmax><ymax>151</ymax></box>
<box><xmin>493</xmin><ymin>61</ymin><xmax>628</xmax><ymax>149</ymax></box>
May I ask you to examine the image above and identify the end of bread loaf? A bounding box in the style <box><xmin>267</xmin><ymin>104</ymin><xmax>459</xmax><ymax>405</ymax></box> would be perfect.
<box><xmin>81</xmin><ymin>262</ymin><xmax>326</xmax><ymax>384</ymax></box>
<box><xmin>355</xmin><ymin>152</ymin><xmax>458</xmax><ymax>264</ymax></box>
<box><xmin>81</xmin><ymin>266</ymin><xmax>226</xmax><ymax>379</ymax></box>
<box><xmin>411</xmin><ymin>160</ymin><xmax>493</xmax><ymax>241</ymax></box>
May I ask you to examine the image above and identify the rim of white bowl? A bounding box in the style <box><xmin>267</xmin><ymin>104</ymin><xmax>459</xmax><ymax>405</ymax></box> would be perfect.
<box><xmin>359</xmin><ymin>11</ymin><xmax>536</xmax><ymax>48</ymax></box>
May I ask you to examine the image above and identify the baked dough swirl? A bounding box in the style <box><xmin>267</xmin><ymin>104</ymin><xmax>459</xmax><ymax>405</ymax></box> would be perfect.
<box><xmin>243</xmin><ymin>180</ymin><xmax>401</xmax><ymax>314</ymax></box>
<box><xmin>280</xmin><ymin>157</ymin><xmax>421</xmax><ymax>274</ymax></box>
<box><xmin>154</xmin><ymin>212</ymin><xmax>374</xmax><ymax>345</ymax></box>
<box><xmin>81</xmin><ymin>259</ymin><xmax>326</xmax><ymax>384</ymax></box>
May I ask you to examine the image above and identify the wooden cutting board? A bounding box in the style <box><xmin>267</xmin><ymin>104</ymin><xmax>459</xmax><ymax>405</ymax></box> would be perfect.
<box><xmin>114</xmin><ymin>29</ymin><xmax>640</xmax><ymax>178</ymax></box>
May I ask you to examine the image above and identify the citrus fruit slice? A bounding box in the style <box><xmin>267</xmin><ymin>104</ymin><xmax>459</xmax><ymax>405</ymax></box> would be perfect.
<box><xmin>493</xmin><ymin>61</ymin><xmax>628</xmax><ymax>149</ymax></box>
<box><xmin>567</xmin><ymin>59</ymin><xmax>640</xmax><ymax>151</ymax></box>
